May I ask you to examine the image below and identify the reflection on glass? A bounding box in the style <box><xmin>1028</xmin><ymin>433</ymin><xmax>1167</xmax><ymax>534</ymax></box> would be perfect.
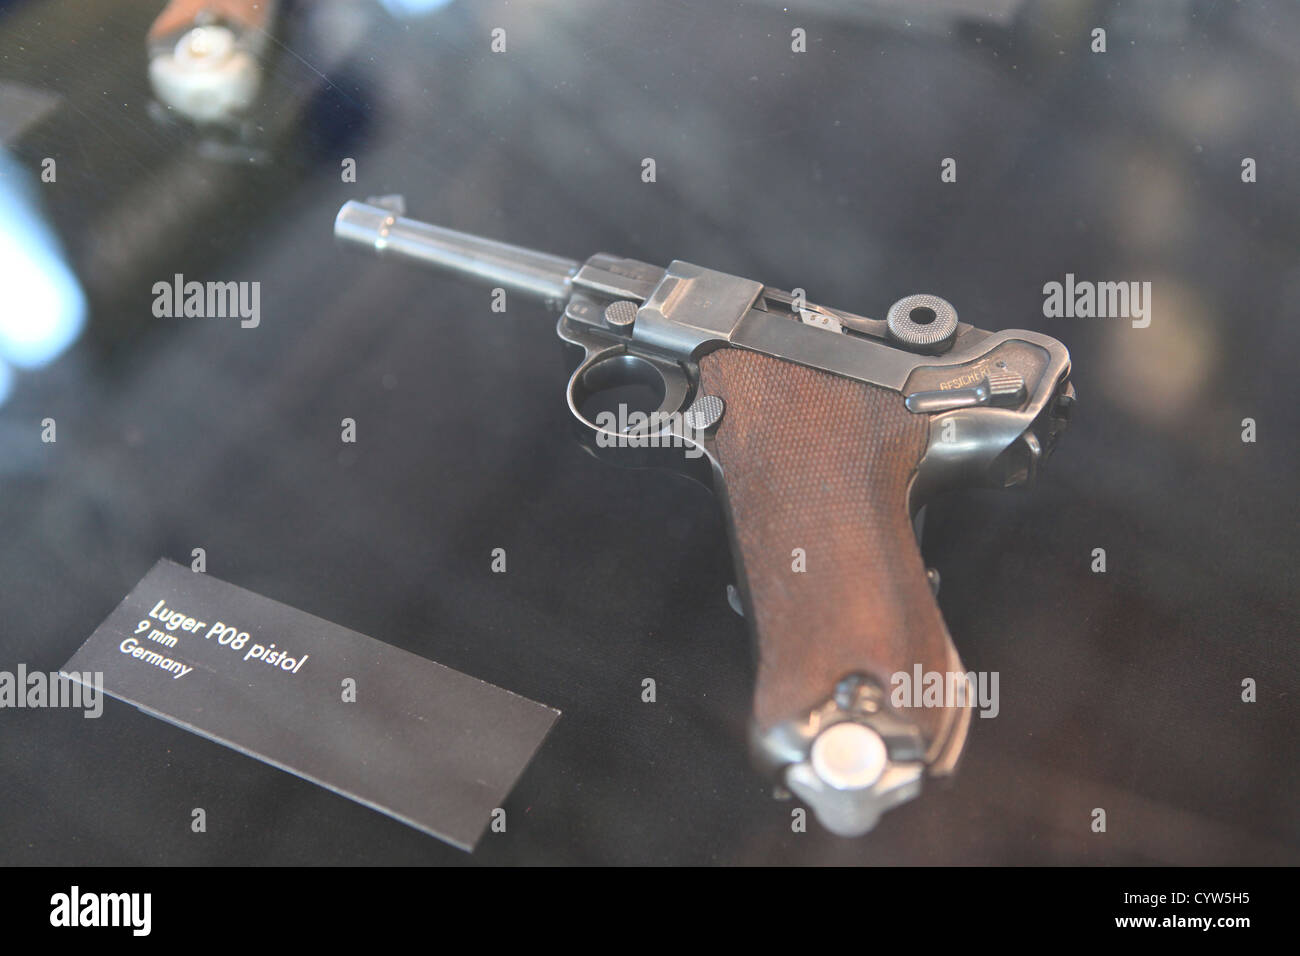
<box><xmin>380</xmin><ymin>0</ymin><xmax>456</xmax><ymax>18</ymax></box>
<box><xmin>0</xmin><ymin>152</ymin><xmax>86</xmax><ymax>405</ymax></box>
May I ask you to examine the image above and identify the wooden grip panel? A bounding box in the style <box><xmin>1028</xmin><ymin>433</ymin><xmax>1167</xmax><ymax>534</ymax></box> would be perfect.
<box><xmin>698</xmin><ymin>347</ymin><xmax>955</xmax><ymax>744</ymax></box>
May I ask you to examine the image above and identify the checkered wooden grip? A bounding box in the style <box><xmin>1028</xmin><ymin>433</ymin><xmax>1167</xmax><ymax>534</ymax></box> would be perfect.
<box><xmin>698</xmin><ymin>347</ymin><xmax>956</xmax><ymax>744</ymax></box>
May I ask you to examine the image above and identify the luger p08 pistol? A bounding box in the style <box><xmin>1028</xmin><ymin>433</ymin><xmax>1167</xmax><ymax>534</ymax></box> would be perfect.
<box><xmin>336</xmin><ymin>198</ymin><xmax>1075</xmax><ymax>835</ymax></box>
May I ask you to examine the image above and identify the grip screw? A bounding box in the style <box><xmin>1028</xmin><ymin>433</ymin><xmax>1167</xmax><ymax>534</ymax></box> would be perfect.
<box><xmin>684</xmin><ymin>394</ymin><xmax>725</xmax><ymax>433</ymax></box>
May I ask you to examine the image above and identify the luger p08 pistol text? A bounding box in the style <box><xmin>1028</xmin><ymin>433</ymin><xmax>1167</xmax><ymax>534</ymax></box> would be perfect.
<box><xmin>335</xmin><ymin>198</ymin><xmax>1075</xmax><ymax>835</ymax></box>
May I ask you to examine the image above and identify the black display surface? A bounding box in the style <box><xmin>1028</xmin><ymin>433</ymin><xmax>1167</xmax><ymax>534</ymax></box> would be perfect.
<box><xmin>0</xmin><ymin>0</ymin><xmax>1295</xmax><ymax>865</ymax></box>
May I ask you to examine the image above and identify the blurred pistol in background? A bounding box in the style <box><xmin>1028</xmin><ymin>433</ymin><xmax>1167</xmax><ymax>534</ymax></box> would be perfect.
<box><xmin>335</xmin><ymin>197</ymin><xmax>1075</xmax><ymax>835</ymax></box>
<box><xmin>147</xmin><ymin>0</ymin><xmax>278</xmax><ymax>127</ymax></box>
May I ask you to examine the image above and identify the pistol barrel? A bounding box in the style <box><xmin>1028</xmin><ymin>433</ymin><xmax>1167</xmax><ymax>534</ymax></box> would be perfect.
<box><xmin>335</xmin><ymin>200</ymin><xmax>580</xmax><ymax>305</ymax></box>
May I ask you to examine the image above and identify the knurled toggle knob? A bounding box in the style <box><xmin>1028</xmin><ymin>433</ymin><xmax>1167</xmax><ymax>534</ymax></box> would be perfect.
<box><xmin>885</xmin><ymin>294</ymin><xmax>959</xmax><ymax>352</ymax></box>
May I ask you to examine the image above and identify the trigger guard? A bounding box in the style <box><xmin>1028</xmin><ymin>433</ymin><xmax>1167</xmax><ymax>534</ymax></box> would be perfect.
<box><xmin>565</xmin><ymin>346</ymin><xmax>692</xmax><ymax>443</ymax></box>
